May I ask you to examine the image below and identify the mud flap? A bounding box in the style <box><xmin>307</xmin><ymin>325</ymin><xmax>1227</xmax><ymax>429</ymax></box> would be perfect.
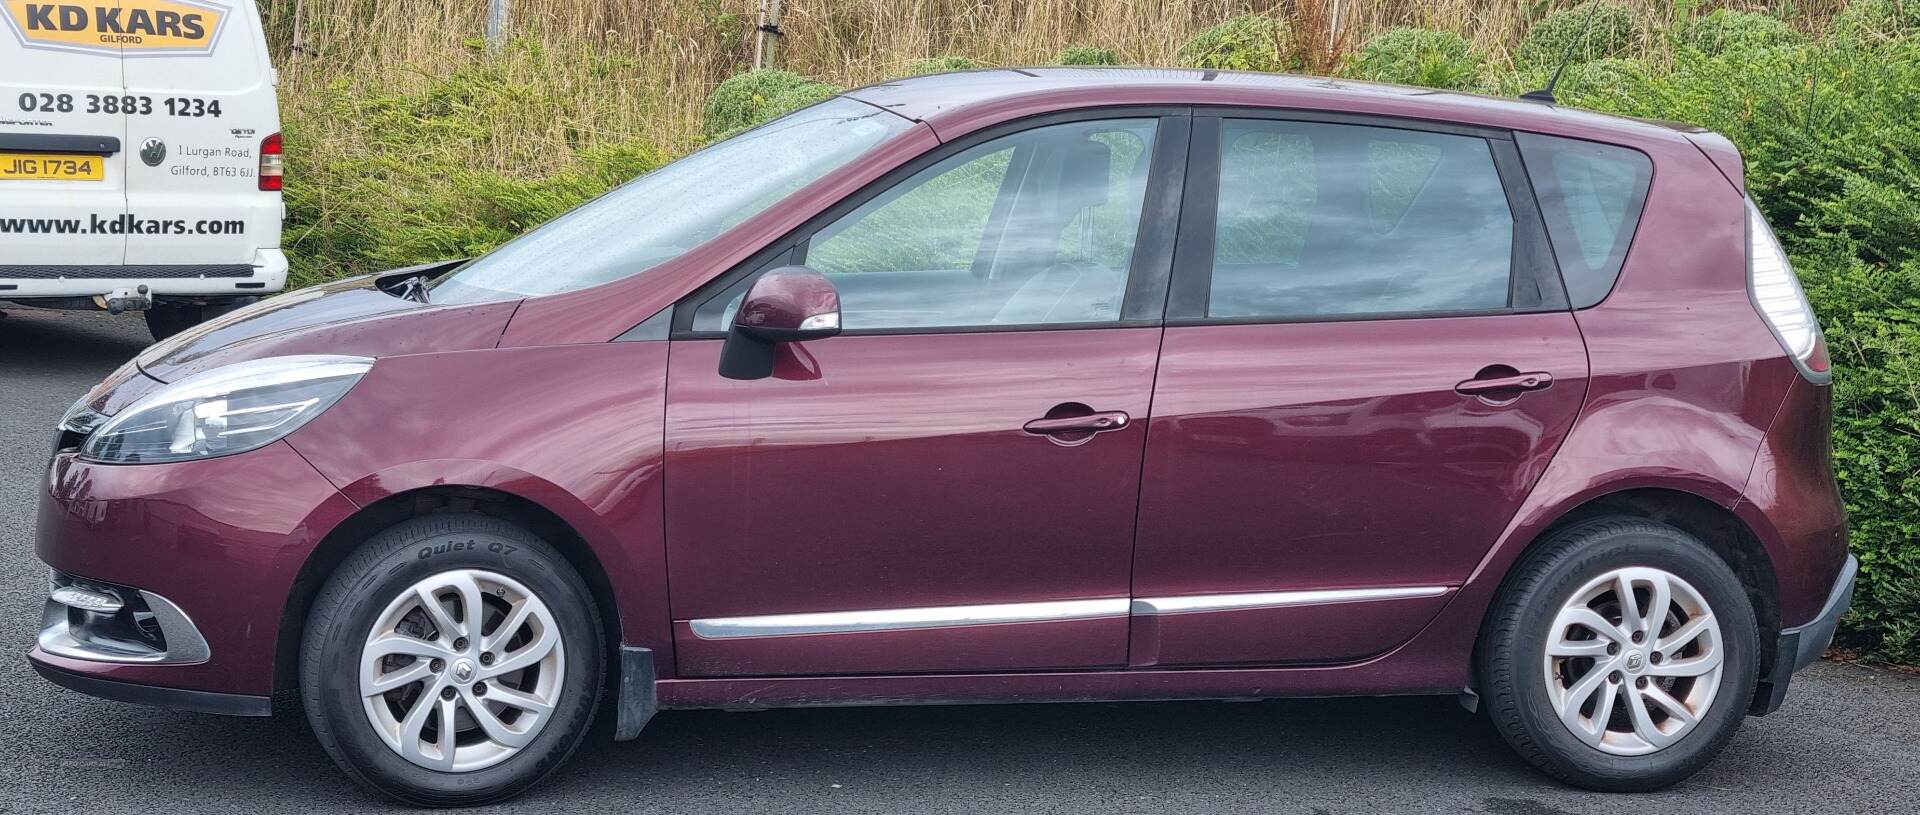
<box><xmin>614</xmin><ymin>646</ymin><xmax>659</xmax><ymax>741</ymax></box>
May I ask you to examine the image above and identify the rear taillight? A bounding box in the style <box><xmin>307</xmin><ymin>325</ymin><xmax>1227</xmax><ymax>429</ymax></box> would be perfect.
<box><xmin>1746</xmin><ymin>199</ymin><xmax>1830</xmax><ymax>383</ymax></box>
<box><xmin>258</xmin><ymin>132</ymin><xmax>283</xmax><ymax>191</ymax></box>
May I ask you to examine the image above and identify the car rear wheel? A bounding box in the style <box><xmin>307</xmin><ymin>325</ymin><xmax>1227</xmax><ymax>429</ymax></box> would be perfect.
<box><xmin>300</xmin><ymin>514</ymin><xmax>603</xmax><ymax>806</ymax></box>
<box><xmin>1478</xmin><ymin>516</ymin><xmax>1759</xmax><ymax>791</ymax></box>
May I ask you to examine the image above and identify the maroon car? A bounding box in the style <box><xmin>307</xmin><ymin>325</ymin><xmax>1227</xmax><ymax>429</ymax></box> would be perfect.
<box><xmin>31</xmin><ymin>69</ymin><xmax>1853</xmax><ymax>805</ymax></box>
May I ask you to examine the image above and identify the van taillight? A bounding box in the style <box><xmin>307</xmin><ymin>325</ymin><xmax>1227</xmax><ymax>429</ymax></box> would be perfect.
<box><xmin>1746</xmin><ymin>199</ymin><xmax>1830</xmax><ymax>382</ymax></box>
<box><xmin>259</xmin><ymin>132</ymin><xmax>283</xmax><ymax>191</ymax></box>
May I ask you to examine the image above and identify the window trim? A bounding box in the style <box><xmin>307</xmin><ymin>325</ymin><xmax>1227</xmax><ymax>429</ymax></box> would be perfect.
<box><xmin>671</xmin><ymin>107</ymin><xmax>1193</xmax><ymax>339</ymax></box>
<box><xmin>1163</xmin><ymin>109</ymin><xmax>1570</xmax><ymax>327</ymax></box>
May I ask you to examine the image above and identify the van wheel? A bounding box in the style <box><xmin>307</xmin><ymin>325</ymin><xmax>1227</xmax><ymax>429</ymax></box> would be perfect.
<box><xmin>300</xmin><ymin>514</ymin><xmax>604</xmax><ymax>806</ymax></box>
<box><xmin>1477</xmin><ymin>517</ymin><xmax>1758</xmax><ymax>791</ymax></box>
<box><xmin>143</xmin><ymin>303</ymin><xmax>202</xmax><ymax>341</ymax></box>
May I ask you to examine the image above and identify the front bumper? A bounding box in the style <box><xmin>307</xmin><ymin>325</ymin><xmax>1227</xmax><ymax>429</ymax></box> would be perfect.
<box><xmin>30</xmin><ymin>660</ymin><xmax>269</xmax><ymax>716</ymax></box>
<box><xmin>38</xmin><ymin>570</ymin><xmax>211</xmax><ymax>665</ymax></box>
<box><xmin>27</xmin><ymin>440</ymin><xmax>358</xmax><ymax>707</ymax></box>
<box><xmin>1752</xmin><ymin>553</ymin><xmax>1857</xmax><ymax>715</ymax></box>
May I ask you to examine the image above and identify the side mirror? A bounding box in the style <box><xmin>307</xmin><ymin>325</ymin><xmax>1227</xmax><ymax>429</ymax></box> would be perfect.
<box><xmin>719</xmin><ymin>265</ymin><xmax>842</xmax><ymax>380</ymax></box>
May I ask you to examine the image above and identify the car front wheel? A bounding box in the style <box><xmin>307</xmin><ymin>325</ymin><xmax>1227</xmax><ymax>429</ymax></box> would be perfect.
<box><xmin>1478</xmin><ymin>516</ymin><xmax>1759</xmax><ymax>791</ymax></box>
<box><xmin>300</xmin><ymin>514</ymin><xmax>604</xmax><ymax>806</ymax></box>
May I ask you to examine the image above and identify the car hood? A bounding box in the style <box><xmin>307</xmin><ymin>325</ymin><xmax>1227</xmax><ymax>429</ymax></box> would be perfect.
<box><xmin>135</xmin><ymin>261</ymin><xmax>520</xmax><ymax>384</ymax></box>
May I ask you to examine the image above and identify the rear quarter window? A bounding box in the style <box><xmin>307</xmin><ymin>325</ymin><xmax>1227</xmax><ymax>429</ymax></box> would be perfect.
<box><xmin>1515</xmin><ymin>132</ymin><xmax>1653</xmax><ymax>308</ymax></box>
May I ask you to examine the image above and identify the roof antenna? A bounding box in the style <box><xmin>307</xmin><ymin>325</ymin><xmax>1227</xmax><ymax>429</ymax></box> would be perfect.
<box><xmin>1521</xmin><ymin>4</ymin><xmax>1603</xmax><ymax>105</ymax></box>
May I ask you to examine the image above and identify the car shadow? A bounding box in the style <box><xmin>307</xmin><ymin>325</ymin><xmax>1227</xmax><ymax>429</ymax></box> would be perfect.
<box><xmin>0</xmin><ymin>308</ymin><xmax>150</xmax><ymax>377</ymax></box>
<box><xmin>19</xmin><ymin>692</ymin><xmax>1555</xmax><ymax>812</ymax></box>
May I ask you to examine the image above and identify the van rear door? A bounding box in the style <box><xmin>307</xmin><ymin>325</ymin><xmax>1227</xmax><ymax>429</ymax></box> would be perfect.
<box><xmin>122</xmin><ymin>0</ymin><xmax>279</xmax><ymax>270</ymax></box>
<box><xmin>0</xmin><ymin>3</ymin><xmax>129</xmax><ymax>273</ymax></box>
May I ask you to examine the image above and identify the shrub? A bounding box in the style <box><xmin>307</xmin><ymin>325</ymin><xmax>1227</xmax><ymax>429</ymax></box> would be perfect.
<box><xmin>1833</xmin><ymin>0</ymin><xmax>1920</xmax><ymax>45</ymax></box>
<box><xmin>1055</xmin><ymin>45</ymin><xmax>1120</xmax><ymax>66</ymax></box>
<box><xmin>1553</xmin><ymin>56</ymin><xmax>1657</xmax><ymax>100</ymax></box>
<box><xmin>1684</xmin><ymin>9</ymin><xmax>1803</xmax><ymax>56</ymax></box>
<box><xmin>1801</xmin><ymin>255</ymin><xmax>1920</xmax><ymax>662</ymax></box>
<box><xmin>1517</xmin><ymin>2</ymin><xmax>1642</xmax><ymax>67</ymax></box>
<box><xmin>1177</xmin><ymin>14</ymin><xmax>1294</xmax><ymax>72</ymax></box>
<box><xmin>906</xmin><ymin>55</ymin><xmax>982</xmax><ymax>75</ymax></box>
<box><xmin>1342</xmin><ymin>27</ymin><xmax>1482</xmax><ymax>90</ymax></box>
<box><xmin>1560</xmin><ymin>36</ymin><xmax>1920</xmax><ymax>663</ymax></box>
<box><xmin>282</xmin><ymin>43</ymin><xmax>668</xmax><ymax>287</ymax></box>
<box><xmin>702</xmin><ymin>68</ymin><xmax>840</xmax><ymax>139</ymax></box>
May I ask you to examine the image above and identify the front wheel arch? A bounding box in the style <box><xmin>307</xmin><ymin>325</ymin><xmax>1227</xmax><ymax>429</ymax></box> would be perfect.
<box><xmin>275</xmin><ymin>486</ymin><xmax>624</xmax><ymax>709</ymax></box>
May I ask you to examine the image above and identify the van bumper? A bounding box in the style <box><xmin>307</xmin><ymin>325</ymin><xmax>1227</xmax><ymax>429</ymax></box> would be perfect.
<box><xmin>0</xmin><ymin>248</ymin><xmax>287</xmax><ymax>299</ymax></box>
<box><xmin>1751</xmin><ymin>554</ymin><xmax>1857</xmax><ymax>715</ymax></box>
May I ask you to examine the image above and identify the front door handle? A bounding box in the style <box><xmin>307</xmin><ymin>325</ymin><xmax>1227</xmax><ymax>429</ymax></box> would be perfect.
<box><xmin>1023</xmin><ymin>410</ymin><xmax>1130</xmax><ymax>436</ymax></box>
<box><xmin>1455</xmin><ymin>369</ymin><xmax>1554</xmax><ymax>397</ymax></box>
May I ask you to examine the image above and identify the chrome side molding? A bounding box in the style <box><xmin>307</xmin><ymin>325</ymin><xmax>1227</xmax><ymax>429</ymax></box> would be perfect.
<box><xmin>689</xmin><ymin>598</ymin><xmax>1130</xmax><ymax>640</ymax></box>
<box><xmin>1132</xmin><ymin>586</ymin><xmax>1450</xmax><ymax>616</ymax></box>
<box><xmin>687</xmin><ymin>586</ymin><xmax>1451</xmax><ymax>640</ymax></box>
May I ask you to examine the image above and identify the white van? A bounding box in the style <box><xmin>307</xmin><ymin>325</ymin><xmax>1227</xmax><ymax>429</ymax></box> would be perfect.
<box><xmin>1</xmin><ymin>0</ymin><xmax>283</xmax><ymax>339</ymax></box>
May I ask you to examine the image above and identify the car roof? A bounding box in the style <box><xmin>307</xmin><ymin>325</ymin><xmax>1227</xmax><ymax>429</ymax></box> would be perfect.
<box><xmin>845</xmin><ymin>67</ymin><xmax>1702</xmax><ymax>146</ymax></box>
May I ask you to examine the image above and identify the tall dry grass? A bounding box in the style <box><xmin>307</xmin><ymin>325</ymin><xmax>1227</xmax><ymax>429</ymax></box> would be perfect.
<box><xmin>263</xmin><ymin>0</ymin><xmax>1850</xmax><ymax>162</ymax></box>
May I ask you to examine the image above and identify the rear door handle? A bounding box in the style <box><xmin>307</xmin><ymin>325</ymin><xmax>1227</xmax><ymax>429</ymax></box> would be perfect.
<box><xmin>1455</xmin><ymin>370</ymin><xmax>1554</xmax><ymax>396</ymax></box>
<box><xmin>1023</xmin><ymin>411</ymin><xmax>1130</xmax><ymax>436</ymax></box>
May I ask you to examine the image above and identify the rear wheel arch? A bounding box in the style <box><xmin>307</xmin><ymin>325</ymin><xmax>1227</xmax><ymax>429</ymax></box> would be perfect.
<box><xmin>274</xmin><ymin>486</ymin><xmax>624</xmax><ymax>704</ymax></box>
<box><xmin>1486</xmin><ymin>487</ymin><xmax>1782</xmax><ymax>697</ymax></box>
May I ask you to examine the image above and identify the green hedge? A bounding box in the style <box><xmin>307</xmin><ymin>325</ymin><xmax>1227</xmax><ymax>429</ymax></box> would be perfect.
<box><xmin>905</xmin><ymin>55</ymin><xmax>982</xmax><ymax>75</ymax></box>
<box><xmin>1517</xmin><ymin>2</ymin><xmax>1642</xmax><ymax>67</ymax></box>
<box><xmin>1342</xmin><ymin>27</ymin><xmax>1482</xmax><ymax>90</ymax></box>
<box><xmin>282</xmin><ymin>49</ymin><xmax>665</xmax><ymax>287</ymax></box>
<box><xmin>1177</xmin><ymin>14</ymin><xmax>1295</xmax><ymax>72</ymax></box>
<box><xmin>1055</xmin><ymin>45</ymin><xmax>1120</xmax><ymax>66</ymax></box>
<box><xmin>1683</xmin><ymin>9</ymin><xmax>1804</xmax><ymax>56</ymax></box>
<box><xmin>1560</xmin><ymin>33</ymin><xmax>1920</xmax><ymax>662</ymax></box>
<box><xmin>701</xmin><ymin>68</ymin><xmax>840</xmax><ymax>139</ymax></box>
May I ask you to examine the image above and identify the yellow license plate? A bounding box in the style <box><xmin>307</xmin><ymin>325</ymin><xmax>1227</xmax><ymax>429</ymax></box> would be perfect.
<box><xmin>0</xmin><ymin>153</ymin><xmax>104</xmax><ymax>181</ymax></box>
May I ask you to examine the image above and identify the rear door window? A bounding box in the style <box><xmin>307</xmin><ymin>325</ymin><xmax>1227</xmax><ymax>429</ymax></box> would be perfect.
<box><xmin>1515</xmin><ymin>132</ymin><xmax>1653</xmax><ymax>308</ymax></box>
<box><xmin>1206</xmin><ymin>118</ymin><xmax>1515</xmax><ymax>320</ymax></box>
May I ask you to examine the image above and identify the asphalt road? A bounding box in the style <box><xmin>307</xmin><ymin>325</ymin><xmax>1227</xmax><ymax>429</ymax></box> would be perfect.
<box><xmin>2</xmin><ymin>306</ymin><xmax>1918</xmax><ymax>814</ymax></box>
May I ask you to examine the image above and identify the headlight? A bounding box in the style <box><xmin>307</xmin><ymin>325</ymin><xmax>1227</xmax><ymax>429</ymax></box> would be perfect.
<box><xmin>81</xmin><ymin>355</ymin><xmax>373</xmax><ymax>464</ymax></box>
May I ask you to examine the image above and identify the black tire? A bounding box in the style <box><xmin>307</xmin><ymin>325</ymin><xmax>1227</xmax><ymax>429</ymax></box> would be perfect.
<box><xmin>300</xmin><ymin>514</ymin><xmax>604</xmax><ymax>807</ymax></box>
<box><xmin>1478</xmin><ymin>516</ymin><xmax>1759</xmax><ymax>792</ymax></box>
<box><xmin>143</xmin><ymin>303</ymin><xmax>202</xmax><ymax>341</ymax></box>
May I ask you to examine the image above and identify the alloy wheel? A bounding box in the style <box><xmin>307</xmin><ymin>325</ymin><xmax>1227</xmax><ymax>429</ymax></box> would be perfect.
<box><xmin>1542</xmin><ymin>566</ymin><xmax>1724</xmax><ymax>756</ymax></box>
<box><xmin>358</xmin><ymin>569</ymin><xmax>566</xmax><ymax>772</ymax></box>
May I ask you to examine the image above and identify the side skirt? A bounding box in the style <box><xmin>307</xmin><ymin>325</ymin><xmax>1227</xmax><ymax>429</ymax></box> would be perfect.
<box><xmin>650</xmin><ymin>660</ymin><xmax>1463</xmax><ymax>711</ymax></box>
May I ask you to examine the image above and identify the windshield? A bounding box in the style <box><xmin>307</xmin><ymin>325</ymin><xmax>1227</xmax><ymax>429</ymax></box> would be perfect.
<box><xmin>429</xmin><ymin>97</ymin><xmax>912</xmax><ymax>303</ymax></box>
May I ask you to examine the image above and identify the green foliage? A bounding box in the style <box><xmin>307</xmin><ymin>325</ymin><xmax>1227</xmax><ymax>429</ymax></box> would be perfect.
<box><xmin>282</xmin><ymin>44</ymin><xmax>667</xmax><ymax>287</ymax></box>
<box><xmin>1177</xmin><ymin>14</ymin><xmax>1294</xmax><ymax>72</ymax></box>
<box><xmin>1517</xmin><ymin>2</ymin><xmax>1642</xmax><ymax>68</ymax></box>
<box><xmin>1834</xmin><ymin>0</ymin><xmax>1920</xmax><ymax>45</ymax></box>
<box><xmin>1342</xmin><ymin>27</ymin><xmax>1482</xmax><ymax>90</ymax></box>
<box><xmin>906</xmin><ymin>55</ymin><xmax>982</xmax><ymax>75</ymax></box>
<box><xmin>1055</xmin><ymin>45</ymin><xmax>1121</xmax><ymax>66</ymax></box>
<box><xmin>1802</xmin><ymin>256</ymin><xmax>1920</xmax><ymax>661</ymax></box>
<box><xmin>1683</xmin><ymin>9</ymin><xmax>1803</xmax><ymax>56</ymax></box>
<box><xmin>1558</xmin><ymin>33</ymin><xmax>1920</xmax><ymax>661</ymax></box>
<box><xmin>702</xmin><ymin>69</ymin><xmax>840</xmax><ymax>140</ymax></box>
